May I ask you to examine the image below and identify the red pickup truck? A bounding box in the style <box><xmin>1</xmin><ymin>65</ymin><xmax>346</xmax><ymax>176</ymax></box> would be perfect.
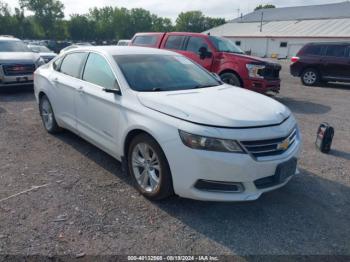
<box><xmin>130</xmin><ymin>32</ymin><xmax>281</xmax><ymax>94</ymax></box>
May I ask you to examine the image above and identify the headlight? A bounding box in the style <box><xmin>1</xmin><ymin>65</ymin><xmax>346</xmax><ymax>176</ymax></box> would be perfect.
<box><xmin>246</xmin><ymin>63</ymin><xmax>265</xmax><ymax>79</ymax></box>
<box><xmin>179</xmin><ymin>130</ymin><xmax>245</xmax><ymax>153</ymax></box>
<box><xmin>36</xmin><ymin>57</ymin><xmax>45</xmax><ymax>67</ymax></box>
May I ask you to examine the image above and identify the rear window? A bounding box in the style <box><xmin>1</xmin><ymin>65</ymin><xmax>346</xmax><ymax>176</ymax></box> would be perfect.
<box><xmin>60</xmin><ymin>52</ymin><xmax>87</xmax><ymax>78</ymax></box>
<box><xmin>164</xmin><ymin>36</ymin><xmax>186</xmax><ymax>50</ymax></box>
<box><xmin>304</xmin><ymin>45</ymin><xmax>324</xmax><ymax>56</ymax></box>
<box><xmin>325</xmin><ymin>45</ymin><xmax>347</xmax><ymax>57</ymax></box>
<box><xmin>133</xmin><ymin>35</ymin><xmax>158</xmax><ymax>46</ymax></box>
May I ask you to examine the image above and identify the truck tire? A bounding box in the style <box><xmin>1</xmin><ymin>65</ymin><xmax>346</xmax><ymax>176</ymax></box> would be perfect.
<box><xmin>220</xmin><ymin>72</ymin><xmax>242</xmax><ymax>87</ymax></box>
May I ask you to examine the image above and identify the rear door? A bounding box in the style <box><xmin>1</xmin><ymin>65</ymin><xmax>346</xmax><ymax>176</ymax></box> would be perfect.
<box><xmin>50</xmin><ymin>52</ymin><xmax>88</xmax><ymax>131</ymax></box>
<box><xmin>321</xmin><ymin>44</ymin><xmax>349</xmax><ymax>80</ymax></box>
<box><xmin>76</xmin><ymin>52</ymin><xmax>122</xmax><ymax>157</ymax></box>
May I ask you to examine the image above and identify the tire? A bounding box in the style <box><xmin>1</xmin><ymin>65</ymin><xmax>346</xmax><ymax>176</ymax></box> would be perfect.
<box><xmin>127</xmin><ymin>133</ymin><xmax>174</xmax><ymax>200</ymax></box>
<box><xmin>301</xmin><ymin>68</ymin><xmax>320</xmax><ymax>86</ymax></box>
<box><xmin>220</xmin><ymin>72</ymin><xmax>242</xmax><ymax>87</ymax></box>
<box><xmin>39</xmin><ymin>95</ymin><xmax>62</xmax><ymax>134</ymax></box>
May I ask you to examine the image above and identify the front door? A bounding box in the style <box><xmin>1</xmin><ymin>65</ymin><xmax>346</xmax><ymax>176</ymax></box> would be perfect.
<box><xmin>75</xmin><ymin>52</ymin><xmax>121</xmax><ymax>157</ymax></box>
<box><xmin>181</xmin><ymin>36</ymin><xmax>214</xmax><ymax>71</ymax></box>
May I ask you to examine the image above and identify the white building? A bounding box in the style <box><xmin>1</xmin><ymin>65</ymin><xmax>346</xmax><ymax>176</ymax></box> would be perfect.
<box><xmin>204</xmin><ymin>2</ymin><xmax>350</xmax><ymax>58</ymax></box>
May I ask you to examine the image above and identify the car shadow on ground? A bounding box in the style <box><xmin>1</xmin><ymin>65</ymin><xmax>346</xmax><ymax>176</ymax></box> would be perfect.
<box><xmin>154</xmin><ymin>169</ymin><xmax>350</xmax><ymax>254</ymax></box>
<box><xmin>54</xmin><ymin>130</ymin><xmax>133</xmax><ymax>186</ymax></box>
<box><xmin>276</xmin><ymin>97</ymin><xmax>331</xmax><ymax>115</ymax></box>
<box><xmin>0</xmin><ymin>86</ymin><xmax>35</xmax><ymax>102</ymax></box>
<box><xmin>319</xmin><ymin>82</ymin><xmax>350</xmax><ymax>90</ymax></box>
<box><xmin>330</xmin><ymin>149</ymin><xmax>350</xmax><ymax>161</ymax></box>
<box><xmin>51</xmin><ymin>131</ymin><xmax>350</xmax><ymax>254</ymax></box>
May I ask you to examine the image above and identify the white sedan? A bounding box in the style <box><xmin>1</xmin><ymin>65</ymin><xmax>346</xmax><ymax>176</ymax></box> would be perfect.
<box><xmin>34</xmin><ymin>46</ymin><xmax>301</xmax><ymax>201</ymax></box>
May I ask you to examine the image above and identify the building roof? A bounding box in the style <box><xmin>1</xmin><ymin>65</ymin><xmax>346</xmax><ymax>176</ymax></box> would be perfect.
<box><xmin>232</xmin><ymin>2</ymin><xmax>350</xmax><ymax>23</ymax></box>
<box><xmin>205</xmin><ymin>18</ymin><xmax>350</xmax><ymax>38</ymax></box>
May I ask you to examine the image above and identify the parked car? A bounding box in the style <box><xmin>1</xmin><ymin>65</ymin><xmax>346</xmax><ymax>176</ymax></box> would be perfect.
<box><xmin>28</xmin><ymin>44</ymin><xmax>56</xmax><ymax>63</ymax></box>
<box><xmin>0</xmin><ymin>36</ymin><xmax>45</xmax><ymax>88</ymax></box>
<box><xmin>290</xmin><ymin>42</ymin><xmax>350</xmax><ymax>86</ymax></box>
<box><xmin>117</xmin><ymin>39</ymin><xmax>131</xmax><ymax>46</ymax></box>
<box><xmin>130</xmin><ymin>32</ymin><xmax>282</xmax><ymax>94</ymax></box>
<box><xmin>34</xmin><ymin>46</ymin><xmax>301</xmax><ymax>201</ymax></box>
<box><xmin>59</xmin><ymin>43</ymin><xmax>92</xmax><ymax>54</ymax></box>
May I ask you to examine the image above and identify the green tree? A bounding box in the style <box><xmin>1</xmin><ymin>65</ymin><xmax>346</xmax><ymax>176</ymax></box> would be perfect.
<box><xmin>151</xmin><ymin>15</ymin><xmax>173</xmax><ymax>32</ymax></box>
<box><xmin>254</xmin><ymin>4</ymin><xmax>276</xmax><ymax>11</ymax></box>
<box><xmin>19</xmin><ymin>0</ymin><xmax>65</xmax><ymax>39</ymax></box>
<box><xmin>175</xmin><ymin>11</ymin><xmax>225</xmax><ymax>32</ymax></box>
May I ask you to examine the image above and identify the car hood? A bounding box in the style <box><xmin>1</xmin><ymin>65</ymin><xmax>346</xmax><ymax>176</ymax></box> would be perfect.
<box><xmin>223</xmin><ymin>53</ymin><xmax>281</xmax><ymax>66</ymax></box>
<box><xmin>0</xmin><ymin>52</ymin><xmax>40</xmax><ymax>63</ymax></box>
<box><xmin>137</xmin><ymin>85</ymin><xmax>291</xmax><ymax>128</ymax></box>
<box><xmin>39</xmin><ymin>52</ymin><xmax>56</xmax><ymax>57</ymax></box>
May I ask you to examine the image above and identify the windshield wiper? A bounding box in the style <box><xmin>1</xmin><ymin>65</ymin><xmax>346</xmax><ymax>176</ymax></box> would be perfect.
<box><xmin>193</xmin><ymin>84</ymin><xmax>220</xmax><ymax>89</ymax></box>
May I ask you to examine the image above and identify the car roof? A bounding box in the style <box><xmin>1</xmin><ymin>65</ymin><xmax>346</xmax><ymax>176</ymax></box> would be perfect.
<box><xmin>71</xmin><ymin>46</ymin><xmax>178</xmax><ymax>56</ymax></box>
<box><xmin>307</xmin><ymin>42</ymin><xmax>350</xmax><ymax>46</ymax></box>
<box><xmin>134</xmin><ymin>32</ymin><xmax>209</xmax><ymax>37</ymax></box>
<box><xmin>0</xmin><ymin>36</ymin><xmax>21</xmax><ymax>41</ymax></box>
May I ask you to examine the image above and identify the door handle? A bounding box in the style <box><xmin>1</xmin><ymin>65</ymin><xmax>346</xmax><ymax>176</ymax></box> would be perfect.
<box><xmin>78</xmin><ymin>86</ymin><xmax>85</xmax><ymax>94</ymax></box>
<box><xmin>52</xmin><ymin>77</ymin><xmax>59</xmax><ymax>83</ymax></box>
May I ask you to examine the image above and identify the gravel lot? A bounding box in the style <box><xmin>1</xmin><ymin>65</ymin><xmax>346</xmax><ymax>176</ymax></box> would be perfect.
<box><xmin>0</xmin><ymin>61</ymin><xmax>349</xmax><ymax>257</ymax></box>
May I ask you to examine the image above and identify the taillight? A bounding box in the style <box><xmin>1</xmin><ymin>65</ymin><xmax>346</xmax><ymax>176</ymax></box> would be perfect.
<box><xmin>291</xmin><ymin>57</ymin><xmax>299</xmax><ymax>63</ymax></box>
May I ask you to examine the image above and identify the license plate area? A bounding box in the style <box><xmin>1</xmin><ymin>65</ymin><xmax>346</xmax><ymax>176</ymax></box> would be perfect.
<box><xmin>275</xmin><ymin>158</ymin><xmax>297</xmax><ymax>182</ymax></box>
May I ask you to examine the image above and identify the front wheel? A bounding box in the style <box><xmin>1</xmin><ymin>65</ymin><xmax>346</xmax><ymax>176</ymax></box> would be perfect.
<box><xmin>127</xmin><ymin>134</ymin><xmax>174</xmax><ymax>200</ymax></box>
<box><xmin>301</xmin><ymin>68</ymin><xmax>319</xmax><ymax>86</ymax></box>
<box><xmin>220</xmin><ymin>72</ymin><xmax>242</xmax><ymax>87</ymax></box>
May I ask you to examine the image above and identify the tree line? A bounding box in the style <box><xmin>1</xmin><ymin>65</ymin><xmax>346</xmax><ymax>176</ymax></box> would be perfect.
<box><xmin>0</xmin><ymin>0</ymin><xmax>226</xmax><ymax>41</ymax></box>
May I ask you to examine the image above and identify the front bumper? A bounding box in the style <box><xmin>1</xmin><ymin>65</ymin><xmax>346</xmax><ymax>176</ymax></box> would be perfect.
<box><xmin>243</xmin><ymin>78</ymin><xmax>281</xmax><ymax>94</ymax></box>
<box><xmin>0</xmin><ymin>74</ymin><xmax>34</xmax><ymax>88</ymax></box>
<box><xmin>162</xmin><ymin>119</ymin><xmax>301</xmax><ymax>202</ymax></box>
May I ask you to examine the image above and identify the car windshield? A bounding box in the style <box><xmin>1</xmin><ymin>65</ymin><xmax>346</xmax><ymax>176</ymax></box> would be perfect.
<box><xmin>209</xmin><ymin>36</ymin><xmax>244</xmax><ymax>54</ymax></box>
<box><xmin>0</xmin><ymin>40</ymin><xmax>31</xmax><ymax>52</ymax></box>
<box><xmin>29</xmin><ymin>45</ymin><xmax>52</xmax><ymax>53</ymax></box>
<box><xmin>114</xmin><ymin>54</ymin><xmax>221</xmax><ymax>92</ymax></box>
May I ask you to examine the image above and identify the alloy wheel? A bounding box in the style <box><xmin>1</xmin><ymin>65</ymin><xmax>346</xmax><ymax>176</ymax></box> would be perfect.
<box><xmin>131</xmin><ymin>143</ymin><xmax>161</xmax><ymax>193</ymax></box>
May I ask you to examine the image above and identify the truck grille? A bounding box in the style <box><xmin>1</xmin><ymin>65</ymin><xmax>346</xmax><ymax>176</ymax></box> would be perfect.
<box><xmin>241</xmin><ymin>128</ymin><xmax>297</xmax><ymax>158</ymax></box>
<box><xmin>261</xmin><ymin>65</ymin><xmax>281</xmax><ymax>80</ymax></box>
<box><xmin>2</xmin><ymin>64</ymin><xmax>36</xmax><ymax>76</ymax></box>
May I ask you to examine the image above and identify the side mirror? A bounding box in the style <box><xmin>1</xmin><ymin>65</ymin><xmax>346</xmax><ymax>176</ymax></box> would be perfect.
<box><xmin>103</xmin><ymin>80</ymin><xmax>121</xmax><ymax>95</ymax></box>
<box><xmin>199</xmin><ymin>46</ymin><xmax>212</xmax><ymax>60</ymax></box>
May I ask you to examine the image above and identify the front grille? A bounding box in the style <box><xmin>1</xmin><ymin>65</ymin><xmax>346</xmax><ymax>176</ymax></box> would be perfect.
<box><xmin>241</xmin><ymin>128</ymin><xmax>297</xmax><ymax>158</ymax></box>
<box><xmin>194</xmin><ymin>180</ymin><xmax>244</xmax><ymax>193</ymax></box>
<box><xmin>260</xmin><ymin>65</ymin><xmax>281</xmax><ymax>80</ymax></box>
<box><xmin>3</xmin><ymin>64</ymin><xmax>36</xmax><ymax>76</ymax></box>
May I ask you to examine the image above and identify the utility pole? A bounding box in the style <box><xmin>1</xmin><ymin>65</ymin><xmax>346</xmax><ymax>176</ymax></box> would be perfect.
<box><xmin>260</xmin><ymin>11</ymin><xmax>264</xmax><ymax>32</ymax></box>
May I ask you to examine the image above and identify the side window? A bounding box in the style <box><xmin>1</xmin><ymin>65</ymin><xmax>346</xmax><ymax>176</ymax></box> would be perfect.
<box><xmin>186</xmin><ymin>37</ymin><xmax>209</xmax><ymax>54</ymax></box>
<box><xmin>53</xmin><ymin>57</ymin><xmax>63</xmax><ymax>71</ymax></box>
<box><xmin>325</xmin><ymin>45</ymin><xmax>347</xmax><ymax>57</ymax></box>
<box><xmin>83</xmin><ymin>53</ymin><xmax>116</xmax><ymax>89</ymax></box>
<box><xmin>133</xmin><ymin>35</ymin><xmax>158</xmax><ymax>46</ymax></box>
<box><xmin>305</xmin><ymin>45</ymin><xmax>323</xmax><ymax>56</ymax></box>
<box><xmin>60</xmin><ymin>52</ymin><xmax>87</xmax><ymax>78</ymax></box>
<box><xmin>164</xmin><ymin>36</ymin><xmax>186</xmax><ymax>50</ymax></box>
<box><xmin>280</xmin><ymin>42</ymin><xmax>288</xmax><ymax>48</ymax></box>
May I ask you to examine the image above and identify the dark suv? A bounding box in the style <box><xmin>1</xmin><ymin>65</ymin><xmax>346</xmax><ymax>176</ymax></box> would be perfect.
<box><xmin>290</xmin><ymin>42</ymin><xmax>350</xmax><ymax>86</ymax></box>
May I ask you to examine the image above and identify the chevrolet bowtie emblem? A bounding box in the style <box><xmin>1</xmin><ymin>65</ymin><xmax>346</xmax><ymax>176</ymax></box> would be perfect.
<box><xmin>277</xmin><ymin>139</ymin><xmax>290</xmax><ymax>151</ymax></box>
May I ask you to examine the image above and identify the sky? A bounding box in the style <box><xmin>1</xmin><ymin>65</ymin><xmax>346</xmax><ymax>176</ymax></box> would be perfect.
<box><xmin>4</xmin><ymin>0</ymin><xmax>346</xmax><ymax>21</ymax></box>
